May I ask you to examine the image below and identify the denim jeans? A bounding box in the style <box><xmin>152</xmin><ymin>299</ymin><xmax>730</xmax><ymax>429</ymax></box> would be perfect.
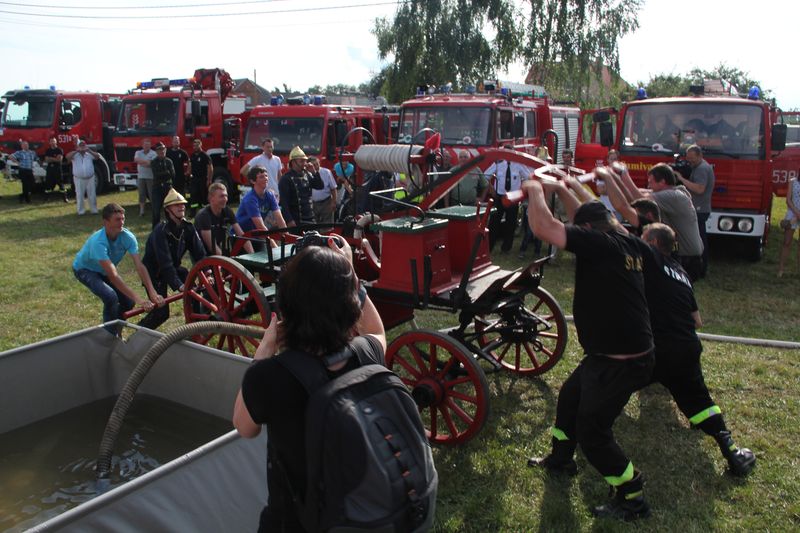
<box><xmin>73</xmin><ymin>268</ymin><xmax>134</xmax><ymax>332</ymax></box>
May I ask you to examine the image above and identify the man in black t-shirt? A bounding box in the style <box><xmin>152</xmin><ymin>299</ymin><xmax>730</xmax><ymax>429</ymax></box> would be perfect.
<box><xmin>44</xmin><ymin>137</ymin><xmax>68</xmax><ymax>202</ymax></box>
<box><xmin>641</xmin><ymin>223</ymin><xmax>755</xmax><ymax>477</ymax></box>
<box><xmin>166</xmin><ymin>135</ymin><xmax>189</xmax><ymax>196</ymax></box>
<box><xmin>524</xmin><ymin>178</ymin><xmax>654</xmax><ymax>521</ymax></box>
<box><xmin>194</xmin><ymin>182</ymin><xmax>253</xmax><ymax>255</ymax></box>
<box><xmin>189</xmin><ymin>139</ymin><xmax>214</xmax><ymax>214</ymax></box>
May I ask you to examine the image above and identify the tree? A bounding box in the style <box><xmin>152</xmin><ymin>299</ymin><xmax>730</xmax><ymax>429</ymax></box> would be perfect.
<box><xmin>522</xmin><ymin>0</ymin><xmax>643</xmax><ymax>105</ymax></box>
<box><xmin>688</xmin><ymin>63</ymin><xmax>771</xmax><ymax>100</ymax></box>
<box><xmin>374</xmin><ymin>1</ymin><xmax>642</xmax><ymax>105</ymax></box>
<box><xmin>641</xmin><ymin>73</ymin><xmax>693</xmax><ymax>98</ymax></box>
<box><xmin>373</xmin><ymin>0</ymin><xmax>520</xmax><ymax>103</ymax></box>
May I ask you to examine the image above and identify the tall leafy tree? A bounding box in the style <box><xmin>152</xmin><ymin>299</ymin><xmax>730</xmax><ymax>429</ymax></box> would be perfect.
<box><xmin>522</xmin><ymin>0</ymin><xmax>642</xmax><ymax>104</ymax></box>
<box><xmin>374</xmin><ymin>0</ymin><xmax>642</xmax><ymax>105</ymax></box>
<box><xmin>373</xmin><ymin>0</ymin><xmax>519</xmax><ymax>103</ymax></box>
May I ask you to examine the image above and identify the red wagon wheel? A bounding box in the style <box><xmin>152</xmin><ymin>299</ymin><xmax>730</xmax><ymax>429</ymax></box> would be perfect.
<box><xmin>183</xmin><ymin>256</ymin><xmax>270</xmax><ymax>357</ymax></box>
<box><xmin>474</xmin><ymin>287</ymin><xmax>567</xmax><ymax>376</ymax></box>
<box><xmin>386</xmin><ymin>329</ymin><xmax>489</xmax><ymax>445</ymax></box>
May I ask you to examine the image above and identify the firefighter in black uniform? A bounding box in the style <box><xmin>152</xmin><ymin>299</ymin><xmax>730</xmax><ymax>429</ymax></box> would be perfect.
<box><xmin>600</xmin><ymin>166</ymin><xmax>756</xmax><ymax>477</ymax></box>
<box><xmin>641</xmin><ymin>222</ymin><xmax>756</xmax><ymax>476</ymax></box>
<box><xmin>524</xmin><ymin>177</ymin><xmax>655</xmax><ymax>521</ymax></box>
<box><xmin>139</xmin><ymin>188</ymin><xmax>206</xmax><ymax>330</ymax></box>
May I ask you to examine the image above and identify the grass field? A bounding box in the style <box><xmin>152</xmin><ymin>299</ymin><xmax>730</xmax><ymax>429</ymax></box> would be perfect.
<box><xmin>1</xmin><ymin>178</ymin><xmax>798</xmax><ymax>531</ymax></box>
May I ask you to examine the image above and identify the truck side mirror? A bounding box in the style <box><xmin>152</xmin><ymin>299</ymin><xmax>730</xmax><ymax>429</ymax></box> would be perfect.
<box><xmin>514</xmin><ymin>115</ymin><xmax>526</xmax><ymax>138</ymax></box>
<box><xmin>599</xmin><ymin>122</ymin><xmax>614</xmax><ymax>147</ymax></box>
<box><xmin>771</xmin><ymin>123</ymin><xmax>787</xmax><ymax>151</ymax></box>
<box><xmin>593</xmin><ymin>111</ymin><xmax>611</xmax><ymax>123</ymax></box>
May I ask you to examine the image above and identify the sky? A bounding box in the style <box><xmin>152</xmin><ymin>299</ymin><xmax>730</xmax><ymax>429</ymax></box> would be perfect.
<box><xmin>1</xmin><ymin>0</ymin><xmax>798</xmax><ymax>109</ymax></box>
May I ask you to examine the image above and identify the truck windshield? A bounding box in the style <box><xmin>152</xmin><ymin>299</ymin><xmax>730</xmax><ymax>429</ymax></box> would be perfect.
<box><xmin>1</xmin><ymin>96</ymin><xmax>56</xmax><ymax>128</ymax></box>
<box><xmin>116</xmin><ymin>98</ymin><xmax>180</xmax><ymax>136</ymax></box>
<box><xmin>243</xmin><ymin>117</ymin><xmax>323</xmax><ymax>155</ymax></box>
<box><xmin>620</xmin><ymin>102</ymin><xmax>764</xmax><ymax>158</ymax></box>
<box><xmin>398</xmin><ymin>106</ymin><xmax>492</xmax><ymax>146</ymax></box>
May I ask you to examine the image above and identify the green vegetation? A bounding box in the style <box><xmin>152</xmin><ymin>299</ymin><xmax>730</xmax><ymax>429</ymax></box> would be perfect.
<box><xmin>1</xmin><ymin>179</ymin><xmax>798</xmax><ymax>531</ymax></box>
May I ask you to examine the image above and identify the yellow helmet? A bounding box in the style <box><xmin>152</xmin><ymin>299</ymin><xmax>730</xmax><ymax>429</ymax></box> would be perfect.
<box><xmin>289</xmin><ymin>146</ymin><xmax>308</xmax><ymax>161</ymax></box>
<box><xmin>163</xmin><ymin>188</ymin><xmax>188</xmax><ymax>209</ymax></box>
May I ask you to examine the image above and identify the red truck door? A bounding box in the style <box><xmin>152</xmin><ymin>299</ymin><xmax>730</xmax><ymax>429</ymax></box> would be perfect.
<box><xmin>575</xmin><ymin>107</ymin><xmax>617</xmax><ymax>171</ymax></box>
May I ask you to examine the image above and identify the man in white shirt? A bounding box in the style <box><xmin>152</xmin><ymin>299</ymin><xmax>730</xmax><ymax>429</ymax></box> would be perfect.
<box><xmin>485</xmin><ymin>150</ymin><xmax>530</xmax><ymax>253</ymax></box>
<box><xmin>134</xmin><ymin>138</ymin><xmax>157</xmax><ymax>216</ymax></box>
<box><xmin>67</xmin><ymin>140</ymin><xmax>100</xmax><ymax>215</ymax></box>
<box><xmin>309</xmin><ymin>156</ymin><xmax>337</xmax><ymax>225</ymax></box>
<box><xmin>241</xmin><ymin>138</ymin><xmax>282</xmax><ymax>202</ymax></box>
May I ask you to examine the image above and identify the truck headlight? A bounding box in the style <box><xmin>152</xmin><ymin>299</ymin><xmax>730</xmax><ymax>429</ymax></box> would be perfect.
<box><xmin>719</xmin><ymin>217</ymin><xmax>735</xmax><ymax>231</ymax></box>
<box><xmin>737</xmin><ymin>218</ymin><xmax>754</xmax><ymax>233</ymax></box>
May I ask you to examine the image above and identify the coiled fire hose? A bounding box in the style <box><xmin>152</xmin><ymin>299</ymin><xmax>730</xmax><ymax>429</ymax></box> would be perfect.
<box><xmin>95</xmin><ymin>321</ymin><xmax>265</xmax><ymax>485</ymax></box>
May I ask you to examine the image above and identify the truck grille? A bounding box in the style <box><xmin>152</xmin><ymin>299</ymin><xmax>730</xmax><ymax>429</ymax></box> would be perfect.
<box><xmin>115</xmin><ymin>146</ymin><xmax>138</xmax><ymax>163</ymax></box>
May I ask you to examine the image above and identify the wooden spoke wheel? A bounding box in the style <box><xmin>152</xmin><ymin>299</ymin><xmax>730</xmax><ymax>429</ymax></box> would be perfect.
<box><xmin>474</xmin><ymin>287</ymin><xmax>567</xmax><ymax>376</ymax></box>
<box><xmin>183</xmin><ymin>256</ymin><xmax>270</xmax><ymax>357</ymax></box>
<box><xmin>385</xmin><ymin>329</ymin><xmax>489</xmax><ymax>445</ymax></box>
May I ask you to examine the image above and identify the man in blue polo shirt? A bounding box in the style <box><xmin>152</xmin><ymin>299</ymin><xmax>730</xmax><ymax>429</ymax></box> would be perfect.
<box><xmin>236</xmin><ymin>165</ymin><xmax>286</xmax><ymax>250</ymax></box>
<box><xmin>73</xmin><ymin>203</ymin><xmax>163</xmax><ymax>334</ymax></box>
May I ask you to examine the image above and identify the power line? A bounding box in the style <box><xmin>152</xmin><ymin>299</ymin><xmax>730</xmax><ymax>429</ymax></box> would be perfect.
<box><xmin>0</xmin><ymin>1</ymin><xmax>405</xmax><ymax>19</ymax></box>
<box><xmin>0</xmin><ymin>15</ymin><xmax>374</xmax><ymax>32</ymax></box>
<box><xmin>0</xmin><ymin>0</ymin><xmax>286</xmax><ymax>10</ymax></box>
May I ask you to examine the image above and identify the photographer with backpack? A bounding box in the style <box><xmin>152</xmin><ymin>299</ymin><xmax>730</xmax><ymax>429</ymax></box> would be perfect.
<box><xmin>233</xmin><ymin>235</ymin><xmax>436</xmax><ymax>532</ymax></box>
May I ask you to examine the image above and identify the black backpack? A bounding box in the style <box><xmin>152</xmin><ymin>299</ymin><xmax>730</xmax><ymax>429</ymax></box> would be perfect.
<box><xmin>277</xmin><ymin>344</ymin><xmax>438</xmax><ymax>533</ymax></box>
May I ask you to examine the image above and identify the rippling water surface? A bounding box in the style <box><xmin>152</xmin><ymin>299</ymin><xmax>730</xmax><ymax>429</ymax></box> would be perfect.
<box><xmin>0</xmin><ymin>395</ymin><xmax>232</xmax><ymax>532</ymax></box>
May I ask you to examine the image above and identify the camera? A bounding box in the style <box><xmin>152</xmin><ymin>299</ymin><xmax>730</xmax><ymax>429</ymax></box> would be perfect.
<box><xmin>293</xmin><ymin>231</ymin><xmax>343</xmax><ymax>253</ymax></box>
<box><xmin>670</xmin><ymin>159</ymin><xmax>692</xmax><ymax>180</ymax></box>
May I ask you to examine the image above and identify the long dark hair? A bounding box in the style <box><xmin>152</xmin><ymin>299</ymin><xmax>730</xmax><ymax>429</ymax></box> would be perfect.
<box><xmin>277</xmin><ymin>246</ymin><xmax>361</xmax><ymax>355</ymax></box>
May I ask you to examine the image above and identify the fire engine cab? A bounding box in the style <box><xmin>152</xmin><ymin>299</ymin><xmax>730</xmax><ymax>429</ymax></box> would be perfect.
<box><xmin>112</xmin><ymin>68</ymin><xmax>244</xmax><ymax>195</ymax></box>
<box><xmin>0</xmin><ymin>88</ymin><xmax>120</xmax><ymax>192</ymax></box>
<box><xmin>397</xmin><ymin>81</ymin><xmax>581</xmax><ymax>164</ymax></box>
<box><xmin>579</xmin><ymin>80</ymin><xmax>796</xmax><ymax>260</ymax></box>
<box><xmin>237</xmin><ymin>96</ymin><xmax>392</xmax><ymax>187</ymax></box>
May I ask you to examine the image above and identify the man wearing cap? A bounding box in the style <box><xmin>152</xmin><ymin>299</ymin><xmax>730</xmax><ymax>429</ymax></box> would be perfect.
<box><xmin>135</xmin><ymin>138</ymin><xmax>156</xmax><ymax>217</ymax></box>
<box><xmin>139</xmin><ymin>189</ymin><xmax>206</xmax><ymax>330</ymax></box>
<box><xmin>9</xmin><ymin>139</ymin><xmax>37</xmax><ymax>204</ymax></box>
<box><xmin>73</xmin><ymin>203</ymin><xmax>162</xmax><ymax>335</ymax></box>
<box><xmin>150</xmin><ymin>141</ymin><xmax>175</xmax><ymax>228</ymax></box>
<box><xmin>241</xmin><ymin>138</ymin><xmax>282</xmax><ymax>202</ymax></box>
<box><xmin>67</xmin><ymin>140</ymin><xmax>101</xmax><ymax>215</ymax></box>
<box><xmin>524</xmin><ymin>177</ymin><xmax>655</xmax><ymax>521</ymax></box>
<box><xmin>278</xmin><ymin>146</ymin><xmax>325</xmax><ymax>227</ymax></box>
<box><xmin>189</xmin><ymin>139</ymin><xmax>214</xmax><ymax>215</ymax></box>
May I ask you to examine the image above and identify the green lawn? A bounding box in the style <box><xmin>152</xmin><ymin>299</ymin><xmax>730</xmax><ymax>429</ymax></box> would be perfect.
<box><xmin>1</xmin><ymin>178</ymin><xmax>798</xmax><ymax>531</ymax></box>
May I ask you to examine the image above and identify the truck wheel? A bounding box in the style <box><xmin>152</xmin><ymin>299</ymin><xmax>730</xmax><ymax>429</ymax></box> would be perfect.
<box><xmin>746</xmin><ymin>235</ymin><xmax>765</xmax><ymax>262</ymax></box>
<box><xmin>94</xmin><ymin>155</ymin><xmax>110</xmax><ymax>195</ymax></box>
<box><xmin>212</xmin><ymin>168</ymin><xmax>239</xmax><ymax>203</ymax></box>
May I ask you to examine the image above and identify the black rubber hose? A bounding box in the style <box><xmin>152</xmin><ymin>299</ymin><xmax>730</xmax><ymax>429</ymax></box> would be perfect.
<box><xmin>96</xmin><ymin>321</ymin><xmax>265</xmax><ymax>484</ymax></box>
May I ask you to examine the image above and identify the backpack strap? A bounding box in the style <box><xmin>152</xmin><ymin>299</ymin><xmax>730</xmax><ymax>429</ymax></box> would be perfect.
<box><xmin>276</xmin><ymin>344</ymin><xmax>358</xmax><ymax>395</ymax></box>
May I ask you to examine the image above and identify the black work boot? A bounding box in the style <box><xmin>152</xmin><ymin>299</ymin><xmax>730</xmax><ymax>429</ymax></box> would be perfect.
<box><xmin>715</xmin><ymin>431</ymin><xmax>756</xmax><ymax>477</ymax></box>
<box><xmin>527</xmin><ymin>438</ymin><xmax>578</xmax><ymax>476</ymax></box>
<box><xmin>591</xmin><ymin>471</ymin><xmax>651</xmax><ymax>521</ymax></box>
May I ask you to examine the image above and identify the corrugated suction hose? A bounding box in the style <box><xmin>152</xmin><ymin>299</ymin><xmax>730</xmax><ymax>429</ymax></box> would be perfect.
<box><xmin>95</xmin><ymin>321</ymin><xmax>264</xmax><ymax>485</ymax></box>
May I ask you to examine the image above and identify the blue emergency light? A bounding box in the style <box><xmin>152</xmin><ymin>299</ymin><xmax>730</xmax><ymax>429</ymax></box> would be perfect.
<box><xmin>313</xmin><ymin>95</ymin><xmax>325</xmax><ymax>105</ymax></box>
<box><xmin>302</xmin><ymin>94</ymin><xmax>311</xmax><ymax>105</ymax></box>
<box><xmin>636</xmin><ymin>87</ymin><xmax>647</xmax><ymax>100</ymax></box>
<box><xmin>748</xmin><ymin>86</ymin><xmax>761</xmax><ymax>100</ymax></box>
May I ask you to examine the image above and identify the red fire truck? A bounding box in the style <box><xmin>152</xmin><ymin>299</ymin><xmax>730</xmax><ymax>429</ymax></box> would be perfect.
<box><xmin>578</xmin><ymin>80</ymin><xmax>797</xmax><ymax>260</ymax></box>
<box><xmin>112</xmin><ymin>68</ymin><xmax>245</xmax><ymax>195</ymax></box>
<box><xmin>0</xmin><ymin>88</ymin><xmax>120</xmax><ymax>192</ymax></box>
<box><xmin>236</xmin><ymin>97</ymin><xmax>392</xmax><ymax>187</ymax></box>
<box><xmin>397</xmin><ymin>81</ymin><xmax>581</xmax><ymax>164</ymax></box>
